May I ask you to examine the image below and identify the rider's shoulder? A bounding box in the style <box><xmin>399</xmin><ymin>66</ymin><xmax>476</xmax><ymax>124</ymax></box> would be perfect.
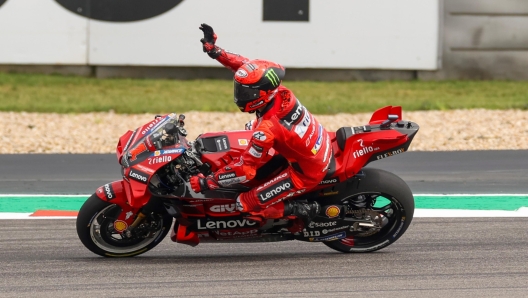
<box><xmin>275</xmin><ymin>86</ymin><xmax>298</xmax><ymax>116</ymax></box>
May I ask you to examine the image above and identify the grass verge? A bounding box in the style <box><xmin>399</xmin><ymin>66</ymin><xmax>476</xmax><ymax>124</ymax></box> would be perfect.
<box><xmin>1</xmin><ymin>73</ymin><xmax>527</xmax><ymax>114</ymax></box>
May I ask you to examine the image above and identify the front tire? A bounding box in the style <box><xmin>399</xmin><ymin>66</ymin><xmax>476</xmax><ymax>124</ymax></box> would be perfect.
<box><xmin>323</xmin><ymin>168</ymin><xmax>414</xmax><ymax>253</ymax></box>
<box><xmin>76</xmin><ymin>194</ymin><xmax>172</xmax><ymax>257</ymax></box>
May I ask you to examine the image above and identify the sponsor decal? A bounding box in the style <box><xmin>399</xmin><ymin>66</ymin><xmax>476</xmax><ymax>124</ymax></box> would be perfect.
<box><xmin>294</xmin><ymin>112</ymin><xmax>311</xmax><ymax>138</ymax></box>
<box><xmin>160</xmin><ymin>148</ymin><xmax>185</xmax><ymax>155</ymax></box>
<box><xmin>281</xmin><ymin>101</ymin><xmax>304</xmax><ymax>129</ymax></box>
<box><xmin>322</xmin><ymin>225</ymin><xmax>349</xmax><ymax>235</ymax></box>
<box><xmin>154</xmin><ymin>151</ymin><xmax>161</xmax><ymax>156</ymax></box>
<box><xmin>249</xmin><ymin>100</ymin><xmax>265</xmax><ymax>109</ymax></box>
<box><xmin>353</xmin><ymin>146</ymin><xmax>375</xmax><ymax>158</ymax></box>
<box><xmin>308</xmin><ymin>221</ymin><xmax>337</xmax><ymax>228</ymax></box>
<box><xmin>148</xmin><ymin>155</ymin><xmax>172</xmax><ymax>165</ymax></box>
<box><xmin>128</xmin><ymin>169</ymin><xmax>149</xmax><ymax>184</ymax></box>
<box><xmin>125</xmin><ymin>211</ymin><xmax>134</xmax><ymax>220</ymax></box>
<box><xmin>218</xmin><ymin>172</ymin><xmax>236</xmax><ymax>180</ymax></box>
<box><xmin>253</xmin><ymin>131</ymin><xmax>266</xmax><ymax>141</ymax></box>
<box><xmin>140</xmin><ymin>117</ymin><xmax>163</xmax><ymax>135</ymax></box>
<box><xmin>238</xmin><ymin>139</ymin><xmax>248</xmax><ymax>146</ymax></box>
<box><xmin>135</xmin><ymin>164</ymin><xmax>154</xmax><ymax>174</ymax></box>
<box><xmin>234</xmin><ymin>157</ymin><xmax>244</xmax><ymax>166</ymax></box>
<box><xmin>209</xmin><ymin>204</ymin><xmax>237</xmax><ymax>213</ymax></box>
<box><xmin>265</xmin><ymin>69</ymin><xmax>281</xmax><ymax>87</ymax></box>
<box><xmin>353</xmin><ymin>139</ymin><xmax>380</xmax><ymax>159</ymax></box>
<box><xmin>311</xmin><ymin>231</ymin><xmax>346</xmax><ymax>242</ymax></box>
<box><xmin>319</xmin><ymin>178</ymin><xmax>340</xmax><ymax>185</ymax></box>
<box><xmin>392</xmin><ymin>219</ymin><xmax>405</xmax><ymax>238</ymax></box>
<box><xmin>322</xmin><ymin>137</ymin><xmax>331</xmax><ymax>163</ymax></box>
<box><xmin>215</xmin><ymin>137</ymin><xmax>229</xmax><ymax>151</ymax></box>
<box><xmin>213</xmin><ymin>229</ymin><xmax>258</xmax><ymax>238</ymax></box>
<box><xmin>304</xmin><ymin>230</ymin><xmax>320</xmax><ymax>237</ymax></box>
<box><xmin>376</xmin><ymin>148</ymin><xmax>406</xmax><ymax>160</ymax></box>
<box><xmin>252</xmin><ymin>144</ymin><xmax>264</xmax><ymax>152</ymax></box>
<box><xmin>235</xmin><ymin>69</ymin><xmax>248</xmax><ymax>78</ymax></box>
<box><xmin>249</xmin><ymin>146</ymin><xmax>262</xmax><ymax>158</ymax></box>
<box><xmin>311</xmin><ymin>125</ymin><xmax>324</xmax><ymax>155</ymax></box>
<box><xmin>258</xmin><ymin>178</ymin><xmax>293</xmax><ymax>203</ymax></box>
<box><xmin>325</xmin><ymin>206</ymin><xmax>340</xmax><ymax>218</ymax></box>
<box><xmin>217</xmin><ymin>176</ymin><xmax>247</xmax><ymax>186</ymax></box>
<box><xmin>257</xmin><ymin>173</ymin><xmax>288</xmax><ymax>190</ymax></box>
<box><xmin>103</xmin><ymin>183</ymin><xmax>115</xmax><ymax>200</ymax></box>
<box><xmin>196</xmin><ymin>218</ymin><xmax>257</xmax><ymax>230</ymax></box>
<box><xmin>113</xmin><ymin>220</ymin><xmax>128</xmax><ymax>232</ymax></box>
<box><xmin>305</xmin><ymin>124</ymin><xmax>316</xmax><ymax>146</ymax></box>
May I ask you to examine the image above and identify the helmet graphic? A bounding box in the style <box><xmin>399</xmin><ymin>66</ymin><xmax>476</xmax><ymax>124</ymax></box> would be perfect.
<box><xmin>233</xmin><ymin>60</ymin><xmax>285</xmax><ymax>112</ymax></box>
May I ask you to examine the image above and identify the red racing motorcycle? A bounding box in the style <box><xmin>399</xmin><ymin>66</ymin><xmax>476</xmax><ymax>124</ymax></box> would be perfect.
<box><xmin>76</xmin><ymin>106</ymin><xmax>419</xmax><ymax>257</ymax></box>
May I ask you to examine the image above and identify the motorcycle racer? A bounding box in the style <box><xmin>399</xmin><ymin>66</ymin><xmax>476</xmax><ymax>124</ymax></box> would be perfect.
<box><xmin>190</xmin><ymin>23</ymin><xmax>333</xmax><ymax>225</ymax></box>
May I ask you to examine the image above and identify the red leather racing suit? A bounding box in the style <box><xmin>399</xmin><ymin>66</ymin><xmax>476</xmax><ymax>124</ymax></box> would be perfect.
<box><xmin>211</xmin><ymin>49</ymin><xmax>332</xmax><ymax>217</ymax></box>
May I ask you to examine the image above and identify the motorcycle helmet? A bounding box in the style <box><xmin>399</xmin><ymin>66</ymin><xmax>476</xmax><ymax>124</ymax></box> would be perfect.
<box><xmin>233</xmin><ymin>59</ymin><xmax>285</xmax><ymax>112</ymax></box>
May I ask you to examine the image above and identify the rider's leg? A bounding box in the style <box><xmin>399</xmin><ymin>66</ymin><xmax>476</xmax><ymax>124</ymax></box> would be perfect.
<box><xmin>235</xmin><ymin>167</ymin><xmax>323</xmax><ymax>223</ymax></box>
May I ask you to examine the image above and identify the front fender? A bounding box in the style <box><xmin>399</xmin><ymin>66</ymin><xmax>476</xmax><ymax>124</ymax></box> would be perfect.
<box><xmin>94</xmin><ymin>180</ymin><xmax>141</xmax><ymax>226</ymax></box>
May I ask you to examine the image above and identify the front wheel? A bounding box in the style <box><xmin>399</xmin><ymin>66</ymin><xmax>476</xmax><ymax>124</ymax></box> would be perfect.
<box><xmin>76</xmin><ymin>194</ymin><xmax>173</xmax><ymax>257</ymax></box>
<box><xmin>323</xmin><ymin>168</ymin><xmax>414</xmax><ymax>253</ymax></box>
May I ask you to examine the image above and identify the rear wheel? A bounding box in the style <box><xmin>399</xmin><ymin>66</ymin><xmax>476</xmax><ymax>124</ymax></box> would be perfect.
<box><xmin>76</xmin><ymin>194</ymin><xmax>172</xmax><ymax>257</ymax></box>
<box><xmin>323</xmin><ymin>168</ymin><xmax>414</xmax><ymax>253</ymax></box>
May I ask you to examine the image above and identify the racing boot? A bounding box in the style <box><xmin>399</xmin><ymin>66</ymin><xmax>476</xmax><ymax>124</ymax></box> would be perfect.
<box><xmin>284</xmin><ymin>200</ymin><xmax>321</xmax><ymax>226</ymax></box>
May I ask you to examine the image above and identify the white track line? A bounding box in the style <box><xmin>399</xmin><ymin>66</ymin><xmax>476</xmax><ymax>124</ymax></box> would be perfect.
<box><xmin>2</xmin><ymin>208</ymin><xmax>528</xmax><ymax>219</ymax></box>
<box><xmin>1</xmin><ymin>194</ymin><xmax>527</xmax><ymax>219</ymax></box>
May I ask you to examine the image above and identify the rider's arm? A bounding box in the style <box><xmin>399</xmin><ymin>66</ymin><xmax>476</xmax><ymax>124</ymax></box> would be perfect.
<box><xmin>213</xmin><ymin>120</ymin><xmax>275</xmax><ymax>186</ymax></box>
<box><xmin>199</xmin><ymin>23</ymin><xmax>250</xmax><ymax>72</ymax></box>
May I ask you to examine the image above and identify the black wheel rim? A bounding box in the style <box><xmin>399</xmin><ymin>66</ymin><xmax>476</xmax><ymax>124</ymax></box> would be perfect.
<box><xmin>89</xmin><ymin>205</ymin><xmax>165</xmax><ymax>254</ymax></box>
<box><xmin>338</xmin><ymin>192</ymin><xmax>407</xmax><ymax>248</ymax></box>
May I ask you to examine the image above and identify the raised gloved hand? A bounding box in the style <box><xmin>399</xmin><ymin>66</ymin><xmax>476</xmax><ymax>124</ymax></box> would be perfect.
<box><xmin>199</xmin><ymin>23</ymin><xmax>221</xmax><ymax>58</ymax></box>
<box><xmin>190</xmin><ymin>173</ymin><xmax>219</xmax><ymax>193</ymax></box>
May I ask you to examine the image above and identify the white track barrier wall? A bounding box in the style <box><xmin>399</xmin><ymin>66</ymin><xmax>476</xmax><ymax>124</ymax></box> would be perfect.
<box><xmin>0</xmin><ymin>0</ymin><xmax>440</xmax><ymax>70</ymax></box>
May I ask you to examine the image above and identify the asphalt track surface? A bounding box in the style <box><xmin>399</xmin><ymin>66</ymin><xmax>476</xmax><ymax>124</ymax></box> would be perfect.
<box><xmin>0</xmin><ymin>151</ymin><xmax>527</xmax><ymax>297</ymax></box>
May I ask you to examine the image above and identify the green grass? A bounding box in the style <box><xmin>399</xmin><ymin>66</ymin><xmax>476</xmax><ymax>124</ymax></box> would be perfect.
<box><xmin>1</xmin><ymin>72</ymin><xmax>527</xmax><ymax>114</ymax></box>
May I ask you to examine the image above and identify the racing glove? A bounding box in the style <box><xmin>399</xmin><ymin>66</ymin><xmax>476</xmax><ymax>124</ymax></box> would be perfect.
<box><xmin>244</xmin><ymin>119</ymin><xmax>256</xmax><ymax>131</ymax></box>
<box><xmin>190</xmin><ymin>173</ymin><xmax>219</xmax><ymax>193</ymax></box>
<box><xmin>199</xmin><ymin>23</ymin><xmax>221</xmax><ymax>59</ymax></box>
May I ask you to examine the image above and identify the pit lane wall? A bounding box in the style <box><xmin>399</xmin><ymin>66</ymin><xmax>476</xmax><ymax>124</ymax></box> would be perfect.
<box><xmin>0</xmin><ymin>0</ymin><xmax>440</xmax><ymax>72</ymax></box>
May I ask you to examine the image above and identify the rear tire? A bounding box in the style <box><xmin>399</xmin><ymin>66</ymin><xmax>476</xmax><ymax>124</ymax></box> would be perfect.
<box><xmin>323</xmin><ymin>168</ymin><xmax>414</xmax><ymax>253</ymax></box>
<box><xmin>76</xmin><ymin>194</ymin><xmax>172</xmax><ymax>257</ymax></box>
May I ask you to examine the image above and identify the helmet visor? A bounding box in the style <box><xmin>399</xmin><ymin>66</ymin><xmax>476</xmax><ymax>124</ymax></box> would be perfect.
<box><xmin>234</xmin><ymin>82</ymin><xmax>261</xmax><ymax>103</ymax></box>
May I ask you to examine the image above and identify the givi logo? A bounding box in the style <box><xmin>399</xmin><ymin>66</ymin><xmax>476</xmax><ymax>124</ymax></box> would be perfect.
<box><xmin>55</xmin><ymin>0</ymin><xmax>184</xmax><ymax>22</ymax></box>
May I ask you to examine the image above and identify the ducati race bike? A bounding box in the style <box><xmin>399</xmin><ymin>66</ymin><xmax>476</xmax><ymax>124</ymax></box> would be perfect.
<box><xmin>76</xmin><ymin>106</ymin><xmax>419</xmax><ymax>257</ymax></box>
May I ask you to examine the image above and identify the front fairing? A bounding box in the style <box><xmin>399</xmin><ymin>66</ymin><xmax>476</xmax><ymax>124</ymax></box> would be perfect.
<box><xmin>119</xmin><ymin>113</ymin><xmax>188</xmax><ymax>207</ymax></box>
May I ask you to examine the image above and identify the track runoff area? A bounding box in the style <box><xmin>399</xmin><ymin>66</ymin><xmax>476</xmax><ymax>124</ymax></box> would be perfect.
<box><xmin>0</xmin><ymin>194</ymin><xmax>527</xmax><ymax>219</ymax></box>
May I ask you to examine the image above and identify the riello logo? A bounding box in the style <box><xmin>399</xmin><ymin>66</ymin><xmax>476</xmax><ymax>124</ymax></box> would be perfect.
<box><xmin>353</xmin><ymin>146</ymin><xmax>374</xmax><ymax>159</ymax></box>
<box><xmin>55</xmin><ymin>0</ymin><xmax>184</xmax><ymax>22</ymax></box>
